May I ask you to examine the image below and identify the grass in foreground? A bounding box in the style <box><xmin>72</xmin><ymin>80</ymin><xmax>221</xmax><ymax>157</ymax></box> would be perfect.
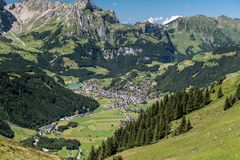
<box><xmin>0</xmin><ymin>136</ymin><xmax>61</xmax><ymax>160</ymax></box>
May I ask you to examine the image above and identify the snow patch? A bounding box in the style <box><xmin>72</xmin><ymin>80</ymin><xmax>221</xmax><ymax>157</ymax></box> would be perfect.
<box><xmin>162</xmin><ymin>15</ymin><xmax>182</xmax><ymax>25</ymax></box>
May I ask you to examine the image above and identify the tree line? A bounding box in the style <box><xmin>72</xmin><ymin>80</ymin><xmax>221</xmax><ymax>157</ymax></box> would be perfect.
<box><xmin>88</xmin><ymin>87</ymin><xmax>212</xmax><ymax>160</ymax></box>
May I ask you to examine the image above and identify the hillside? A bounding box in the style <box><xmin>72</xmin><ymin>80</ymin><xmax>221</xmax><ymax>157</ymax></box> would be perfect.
<box><xmin>113</xmin><ymin>72</ymin><xmax>240</xmax><ymax>160</ymax></box>
<box><xmin>167</xmin><ymin>15</ymin><xmax>240</xmax><ymax>55</ymax></box>
<box><xmin>1</xmin><ymin>0</ymin><xmax>239</xmax><ymax>84</ymax></box>
<box><xmin>0</xmin><ymin>136</ymin><xmax>61</xmax><ymax>160</ymax></box>
<box><xmin>155</xmin><ymin>45</ymin><xmax>240</xmax><ymax>92</ymax></box>
<box><xmin>0</xmin><ymin>72</ymin><xmax>99</xmax><ymax>129</ymax></box>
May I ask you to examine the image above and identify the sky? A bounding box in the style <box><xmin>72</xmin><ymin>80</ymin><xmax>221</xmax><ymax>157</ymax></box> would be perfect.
<box><xmin>5</xmin><ymin>0</ymin><xmax>240</xmax><ymax>24</ymax></box>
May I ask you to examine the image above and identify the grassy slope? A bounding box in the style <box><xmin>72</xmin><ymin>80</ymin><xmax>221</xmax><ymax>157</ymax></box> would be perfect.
<box><xmin>0</xmin><ymin>136</ymin><xmax>61</xmax><ymax>160</ymax></box>
<box><xmin>10</xmin><ymin>124</ymin><xmax>37</xmax><ymax>141</ymax></box>
<box><xmin>113</xmin><ymin>72</ymin><xmax>240</xmax><ymax>160</ymax></box>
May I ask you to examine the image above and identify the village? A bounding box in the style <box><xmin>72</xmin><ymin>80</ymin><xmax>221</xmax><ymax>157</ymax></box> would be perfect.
<box><xmin>73</xmin><ymin>80</ymin><xmax>149</xmax><ymax>110</ymax></box>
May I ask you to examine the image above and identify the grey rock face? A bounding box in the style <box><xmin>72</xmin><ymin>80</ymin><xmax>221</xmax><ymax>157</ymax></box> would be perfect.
<box><xmin>0</xmin><ymin>0</ymin><xmax>16</xmax><ymax>34</ymax></box>
<box><xmin>0</xmin><ymin>0</ymin><xmax>6</xmax><ymax>10</ymax></box>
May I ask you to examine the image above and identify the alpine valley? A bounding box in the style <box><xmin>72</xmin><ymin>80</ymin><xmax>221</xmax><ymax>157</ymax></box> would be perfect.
<box><xmin>0</xmin><ymin>0</ymin><xmax>240</xmax><ymax>160</ymax></box>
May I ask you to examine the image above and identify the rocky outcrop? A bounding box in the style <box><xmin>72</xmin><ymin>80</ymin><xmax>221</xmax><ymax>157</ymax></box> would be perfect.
<box><xmin>7</xmin><ymin>0</ymin><xmax>118</xmax><ymax>41</ymax></box>
<box><xmin>102</xmin><ymin>47</ymin><xmax>143</xmax><ymax>60</ymax></box>
<box><xmin>0</xmin><ymin>0</ymin><xmax>16</xmax><ymax>34</ymax></box>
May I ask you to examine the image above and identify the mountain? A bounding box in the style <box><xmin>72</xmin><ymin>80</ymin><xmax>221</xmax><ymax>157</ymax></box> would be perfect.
<box><xmin>1</xmin><ymin>0</ymin><xmax>240</xmax><ymax>85</ymax></box>
<box><xmin>2</xmin><ymin>0</ymin><xmax>175</xmax><ymax>81</ymax></box>
<box><xmin>0</xmin><ymin>0</ymin><xmax>16</xmax><ymax>33</ymax></box>
<box><xmin>166</xmin><ymin>15</ymin><xmax>240</xmax><ymax>56</ymax></box>
<box><xmin>155</xmin><ymin>45</ymin><xmax>240</xmax><ymax>92</ymax></box>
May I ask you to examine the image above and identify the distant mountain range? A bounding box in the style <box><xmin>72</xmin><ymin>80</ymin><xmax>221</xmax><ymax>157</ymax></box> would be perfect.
<box><xmin>0</xmin><ymin>0</ymin><xmax>240</xmax><ymax>85</ymax></box>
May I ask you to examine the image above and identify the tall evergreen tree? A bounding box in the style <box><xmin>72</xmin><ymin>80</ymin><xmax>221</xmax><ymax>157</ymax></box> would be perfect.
<box><xmin>88</xmin><ymin>146</ymin><xmax>97</xmax><ymax>160</ymax></box>
<box><xmin>224</xmin><ymin>96</ymin><xmax>234</xmax><ymax>111</ymax></box>
<box><xmin>153</xmin><ymin>123</ymin><xmax>160</xmax><ymax>142</ymax></box>
<box><xmin>210</xmin><ymin>84</ymin><xmax>215</xmax><ymax>93</ymax></box>
<box><xmin>186</xmin><ymin>119</ymin><xmax>193</xmax><ymax>131</ymax></box>
<box><xmin>236</xmin><ymin>84</ymin><xmax>240</xmax><ymax>100</ymax></box>
<box><xmin>217</xmin><ymin>86</ymin><xmax>224</xmax><ymax>98</ymax></box>
<box><xmin>203</xmin><ymin>88</ymin><xmax>211</xmax><ymax>105</ymax></box>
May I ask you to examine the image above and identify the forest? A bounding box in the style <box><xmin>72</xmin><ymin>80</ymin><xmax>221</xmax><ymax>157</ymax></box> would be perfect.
<box><xmin>0</xmin><ymin>72</ymin><xmax>99</xmax><ymax>129</ymax></box>
<box><xmin>156</xmin><ymin>50</ymin><xmax>240</xmax><ymax>92</ymax></box>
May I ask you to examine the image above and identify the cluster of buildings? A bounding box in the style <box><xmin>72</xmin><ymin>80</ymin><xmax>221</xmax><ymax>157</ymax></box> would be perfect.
<box><xmin>39</xmin><ymin>122</ymin><xmax>60</xmax><ymax>136</ymax></box>
<box><xmin>76</xmin><ymin>82</ymin><xmax>148</xmax><ymax>109</ymax></box>
<box><xmin>60</xmin><ymin>112</ymin><xmax>91</xmax><ymax>121</ymax></box>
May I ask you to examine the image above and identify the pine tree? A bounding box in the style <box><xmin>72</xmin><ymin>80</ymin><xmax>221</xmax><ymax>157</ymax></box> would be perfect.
<box><xmin>174</xmin><ymin>116</ymin><xmax>186</xmax><ymax>135</ymax></box>
<box><xmin>140</xmin><ymin>130</ymin><xmax>145</xmax><ymax>146</ymax></box>
<box><xmin>217</xmin><ymin>77</ymin><xmax>224</xmax><ymax>85</ymax></box>
<box><xmin>203</xmin><ymin>88</ymin><xmax>211</xmax><ymax>105</ymax></box>
<box><xmin>88</xmin><ymin>146</ymin><xmax>97</xmax><ymax>160</ymax></box>
<box><xmin>210</xmin><ymin>84</ymin><xmax>215</xmax><ymax>93</ymax></box>
<box><xmin>145</xmin><ymin>128</ymin><xmax>151</xmax><ymax>145</ymax></box>
<box><xmin>99</xmin><ymin>141</ymin><xmax>106</xmax><ymax>160</ymax></box>
<box><xmin>153</xmin><ymin>124</ymin><xmax>160</xmax><ymax>142</ymax></box>
<box><xmin>217</xmin><ymin>86</ymin><xmax>224</xmax><ymax>98</ymax></box>
<box><xmin>236</xmin><ymin>84</ymin><xmax>240</xmax><ymax>101</ymax></box>
<box><xmin>186</xmin><ymin>119</ymin><xmax>193</xmax><ymax>131</ymax></box>
<box><xmin>224</xmin><ymin>97</ymin><xmax>232</xmax><ymax>111</ymax></box>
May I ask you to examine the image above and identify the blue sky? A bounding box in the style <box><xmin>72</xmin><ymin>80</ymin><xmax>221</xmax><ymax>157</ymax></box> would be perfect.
<box><xmin>6</xmin><ymin>0</ymin><xmax>240</xmax><ymax>23</ymax></box>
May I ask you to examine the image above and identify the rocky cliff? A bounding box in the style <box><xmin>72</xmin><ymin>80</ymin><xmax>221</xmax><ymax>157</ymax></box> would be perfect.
<box><xmin>0</xmin><ymin>0</ymin><xmax>16</xmax><ymax>34</ymax></box>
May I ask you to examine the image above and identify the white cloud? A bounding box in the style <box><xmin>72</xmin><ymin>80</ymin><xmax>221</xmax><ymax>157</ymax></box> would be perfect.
<box><xmin>162</xmin><ymin>15</ymin><xmax>182</xmax><ymax>25</ymax></box>
<box><xmin>145</xmin><ymin>17</ymin><xmax>163</xmax><ymax>24</ymax></box>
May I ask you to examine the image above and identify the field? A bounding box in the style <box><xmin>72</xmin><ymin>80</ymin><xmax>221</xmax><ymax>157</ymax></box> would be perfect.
<box><xmin>49</xmin><ymin>99</ymin><xmax>127</xmax><ymax>159</ymax></box>
<box><xmin>111</xmin><ymin>72</ymin><xmax>240</xmax><ymax>160</ymax></box>
<box><xmin>10</xmin><ymin>124</ymin><xmax>37</xmax><ymax>141</ymax></box>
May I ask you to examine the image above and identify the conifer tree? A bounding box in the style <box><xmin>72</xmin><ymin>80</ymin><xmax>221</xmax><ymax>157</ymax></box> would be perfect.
<box><xmin>203</xmin><ymin>88</ymin><xmax>211</xmax><ymax>105</ymax></box>
<box><xmin>145</xmin><ymin>128</ymin><xmax>151</xmax><ymax>145</ymax></box>
<box><xmin>236</xmin><ymin>84</ymin><xmax>240</xmax><ymax>100</ymax></box>
<box><xmin>224</xmin><ymin>97</ymin><xmax>232</xmax><ymax>111</ymax></box>
<box><xmin>140</xmin><ymin>130</ymin><xmax>145</xmax><ymax>146</ymax></box>
<box><xmin>179</xmin><ymin>116</ymin><xmax>186</xmax><ymax>133</ymax></box>
<box><xmin>88</xmin><ymin>146</ymin><xmax>97</xmax><ymax>160</ymax></box>
<box><xmin>153</xmin><ymin>124</ymin><xmax>160</xmax><ymax>142</ymax></box>
<box><xmin>186</xmin><ymin>119</ymin><xmax>193</xmax><ymax>131</ymax></box>
<box><xmin>210</xmin><ymin>84</ymin><xmax>215</xmax><ymax>93</ymax></box>
<box><xmin>217</xmin><ymin>86</ymin><xmax>224</xmax><ymax>98</ymax></box>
